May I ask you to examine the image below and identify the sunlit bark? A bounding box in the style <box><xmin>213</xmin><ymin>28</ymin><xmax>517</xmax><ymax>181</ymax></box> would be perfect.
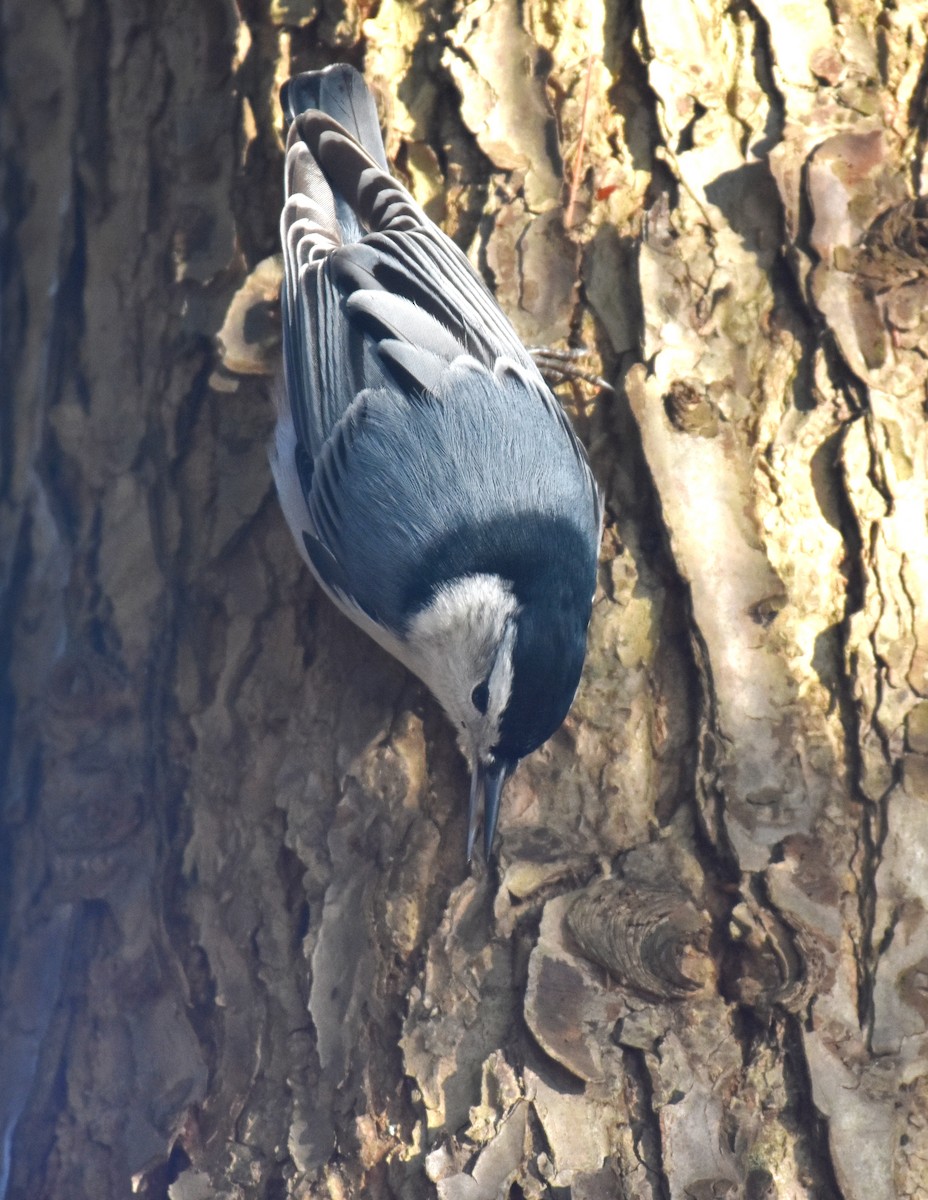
<box><xmin>1</xmin><ymin>0</ymin><xmax>926</xmax><ymax>1197</ymax></box>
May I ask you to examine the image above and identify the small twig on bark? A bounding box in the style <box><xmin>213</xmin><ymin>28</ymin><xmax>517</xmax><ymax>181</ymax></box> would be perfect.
<box><xmin>564</xmin><ymin>53</ymin><xmax>596</xmax><ymax>230</ymax></box>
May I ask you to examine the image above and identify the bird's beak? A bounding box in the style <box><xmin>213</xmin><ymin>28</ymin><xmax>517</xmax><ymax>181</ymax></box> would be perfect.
<box><xmin>466</xmin><ymin>759</ymin><xmax>511</xmax><ymax>862</ymax></box>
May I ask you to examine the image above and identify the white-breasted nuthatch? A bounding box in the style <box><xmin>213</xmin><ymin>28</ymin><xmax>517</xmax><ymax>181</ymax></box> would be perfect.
<box><xmin>273</xmin><ymin>64</ymin><xmax>603</xmax><ymax>859</ymax></box>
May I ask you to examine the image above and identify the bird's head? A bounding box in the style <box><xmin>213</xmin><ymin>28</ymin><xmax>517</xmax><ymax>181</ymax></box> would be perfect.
<box><xmin>404</xmin><ymin>571</ymin><xmax>591</xmax><ymax>859</ymax></box>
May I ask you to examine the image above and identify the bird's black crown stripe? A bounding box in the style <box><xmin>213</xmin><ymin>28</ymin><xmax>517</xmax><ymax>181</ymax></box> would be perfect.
<box><xmin>408</xmin><ymin>512</ymin><xmax>596</xmax><ymax>760</ymax></box>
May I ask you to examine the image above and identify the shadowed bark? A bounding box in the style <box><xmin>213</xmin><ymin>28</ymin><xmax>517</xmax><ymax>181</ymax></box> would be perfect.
<box><xmin>2</xmin><ymin>0</ymin><xmax>927</xmax><ymax>1197</ymax></box>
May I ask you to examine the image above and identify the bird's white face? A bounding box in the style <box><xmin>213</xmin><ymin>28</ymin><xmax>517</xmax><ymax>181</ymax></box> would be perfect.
<box><xmin>404</xmin><ymin>573</ymin><xmax>519</xmax><ymax>768</ymax></box>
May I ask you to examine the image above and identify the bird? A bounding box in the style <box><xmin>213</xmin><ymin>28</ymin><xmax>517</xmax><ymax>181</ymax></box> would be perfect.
<box><xmin>273</xmin><ymin>63</ymin><xmax>603</xmax><ymax>860</ymax></box>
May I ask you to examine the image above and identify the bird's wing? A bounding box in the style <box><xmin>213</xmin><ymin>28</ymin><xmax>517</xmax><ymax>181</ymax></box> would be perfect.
<box><xmin>277</xmin><ymin>71</ymin><xmax>603</xmax><ymax>626</ymax></box>
<box><xmin>280</xmin><ymin>98</ymin><xmax>539</xmax><ymax>456</ymax></box>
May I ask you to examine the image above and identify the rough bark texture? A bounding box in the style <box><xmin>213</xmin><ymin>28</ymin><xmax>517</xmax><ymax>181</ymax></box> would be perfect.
<box><xmin>1</xmin><ymin>0</ymin><xmax>927</xmax><ymax>1197</ymax></box>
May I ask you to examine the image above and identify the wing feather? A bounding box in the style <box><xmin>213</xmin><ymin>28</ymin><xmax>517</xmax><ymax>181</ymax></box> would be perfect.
<box><xmin>345</xmin><ymin>291</ymin><xmax>464</xmax><ymax>364</ymax></box>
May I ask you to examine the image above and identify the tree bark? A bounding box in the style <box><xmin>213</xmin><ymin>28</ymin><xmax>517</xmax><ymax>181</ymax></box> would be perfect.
<box><xmin>1</xmin><ymin>0</ymin><xmax>927</xmax><ymax>1197</ymax></box>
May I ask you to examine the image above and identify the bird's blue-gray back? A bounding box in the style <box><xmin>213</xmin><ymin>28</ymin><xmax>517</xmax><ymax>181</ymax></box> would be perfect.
<box><xmin>303</xmin><ymin>362</ymin><xmax>597</xmax><ymax>630</ymax></box>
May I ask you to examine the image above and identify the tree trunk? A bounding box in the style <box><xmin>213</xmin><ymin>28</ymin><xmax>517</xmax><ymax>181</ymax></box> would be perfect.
<box><xmin>2</xmin><ymin>0</ymin><xmax>926</xmax><ymax>1197</ymax></box>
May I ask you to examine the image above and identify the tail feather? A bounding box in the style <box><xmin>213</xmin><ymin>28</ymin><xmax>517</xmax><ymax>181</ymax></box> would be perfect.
<box><xmin>281</xmin><ymin>64</ymin><xmax>388</xmax><ymax>173</ymax></box>
<box><xmin>283</xmin><ymin>65</ymin><xmax>392</xmax><ymax>248</ymax></box>
<box><xmin>292</xmin><ymin>115</ymin><xmax>424</xmax><ymax>238</ymax></box>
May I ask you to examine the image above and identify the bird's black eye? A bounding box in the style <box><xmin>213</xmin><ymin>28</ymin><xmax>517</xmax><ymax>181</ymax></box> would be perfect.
<box><xmin>471</xmin><ymin>680</ymin><xmax>490</xmax><ymax>714</ymax></box>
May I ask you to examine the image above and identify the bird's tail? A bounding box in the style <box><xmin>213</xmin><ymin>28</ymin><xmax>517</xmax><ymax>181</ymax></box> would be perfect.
<box><xmin>281</xmin><ymin>64</ymin><xmax>388</xmax><ymax>174</ymax></box>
